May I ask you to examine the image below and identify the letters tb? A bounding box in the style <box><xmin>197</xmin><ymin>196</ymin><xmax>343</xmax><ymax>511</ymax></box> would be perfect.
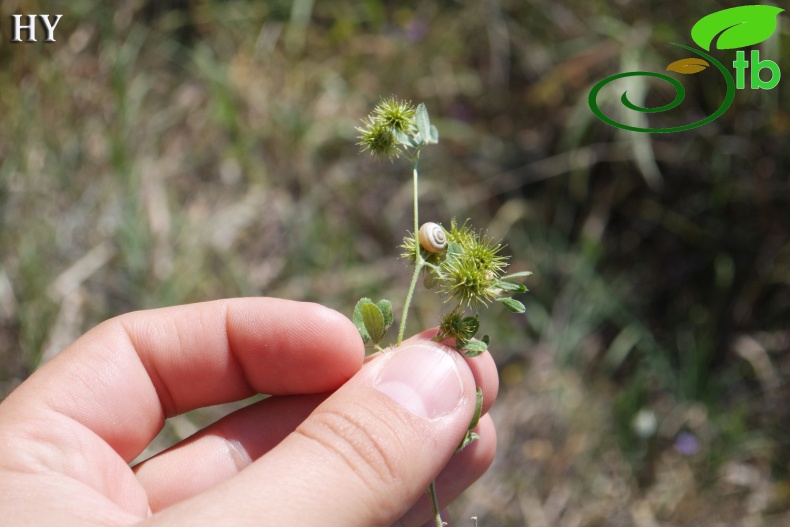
<box><xmin>732</xmin><ymin>50</ymin><xmax>781</xmax><ymax>90</ymax></box>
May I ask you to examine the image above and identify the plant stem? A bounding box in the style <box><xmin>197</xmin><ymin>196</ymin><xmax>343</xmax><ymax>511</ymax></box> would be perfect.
<box><xmin>396</xmin><ymin>152</ymin><xmax>422</xmax><ymax>346</ymax></box>
<box><xmin>397</xmin><ymin>260</ymin><xmax>423</xmax><ymax>345</ymax></box>
<box><xmin>428</xmin><ymin>480</ymin><xmax>444</xmax><ymax>526</ymax></box>
<box><xmin>412</xmin><ymin>152</ymin><xmax>420</xmax><ymax>235</ymax></box>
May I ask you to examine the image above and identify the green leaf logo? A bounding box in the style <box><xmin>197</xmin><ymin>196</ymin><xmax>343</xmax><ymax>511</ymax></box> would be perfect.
<box><xmin>691</xmin><ymin>5</ymin><xmax>784</xmax><ymax>51</ymax></box>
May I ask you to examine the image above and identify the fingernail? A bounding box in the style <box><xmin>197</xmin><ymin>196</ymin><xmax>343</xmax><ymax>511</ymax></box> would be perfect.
<box><xmin>373</xmin><ymin>342</ymin><xmax>464</xmax><ymax>420</ymax></box>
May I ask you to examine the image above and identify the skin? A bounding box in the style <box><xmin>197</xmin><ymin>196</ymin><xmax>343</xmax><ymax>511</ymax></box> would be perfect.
<box><xmin>0</xmin><ymin>298</ymin><xmax>498</xmax><ymax>527</ymax></box>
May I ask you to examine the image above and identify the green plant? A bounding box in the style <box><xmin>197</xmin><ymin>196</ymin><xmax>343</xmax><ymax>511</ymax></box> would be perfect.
<box><xmin>354</xmin><ymin>97</ymin><xmax>530</xmax><ymax>527</ymax></box>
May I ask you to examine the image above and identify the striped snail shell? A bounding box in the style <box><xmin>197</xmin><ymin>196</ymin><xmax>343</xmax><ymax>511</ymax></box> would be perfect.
<box><xmin>418</xmin><ymin>222</ymin><xmax>447</xmax><ymax>253</ymax></box>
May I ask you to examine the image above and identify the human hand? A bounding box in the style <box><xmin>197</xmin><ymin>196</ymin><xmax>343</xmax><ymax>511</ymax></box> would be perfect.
<box><xmin>0</xmin><ymin>298</ymin><xmax>498</xmax><ymax>526</ymax></box>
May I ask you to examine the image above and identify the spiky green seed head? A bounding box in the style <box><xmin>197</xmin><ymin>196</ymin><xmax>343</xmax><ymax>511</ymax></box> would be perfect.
<box><xmin>439</xmin><ymin>228</ymin><xmax>508</xmax><ymax>308</ymax></box>
<box><xmin>373</xmin><ymin>97</ymin><xmax>416</xmax><ymax>133</ymax></box>
<box><xmin>435</xmin><ymin>308</ymin><xmax>480</xmax><ymax>346</ymax></box>
<box><xmin>356</xmin><ymin>97</ymin><xmax>417</xmax><ymax>159</ymax></box>
<box><xmin>356</xmin><ymin>116</ymin><xmax>401</xmax><ymax>159</ymax></box>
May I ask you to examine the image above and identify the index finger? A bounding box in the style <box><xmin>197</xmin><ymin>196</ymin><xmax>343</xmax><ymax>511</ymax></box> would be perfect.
<box><xmin>0</xmin><ymin>298</ymin><xmax>365</xmax><ymax>462</ymax></box>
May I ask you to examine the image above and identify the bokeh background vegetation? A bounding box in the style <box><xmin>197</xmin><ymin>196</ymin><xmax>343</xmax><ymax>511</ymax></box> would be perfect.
<box><xmin>2</xmin><ymin>0</ymin><xmax>790</xmax><ymax>525</ymax></box>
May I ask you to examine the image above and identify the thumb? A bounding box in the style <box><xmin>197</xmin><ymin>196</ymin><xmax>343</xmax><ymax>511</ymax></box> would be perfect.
<box><xmin>151</xmin><ymin>339</ymin><xmax>477</xmax><ymax>527</ymax></box>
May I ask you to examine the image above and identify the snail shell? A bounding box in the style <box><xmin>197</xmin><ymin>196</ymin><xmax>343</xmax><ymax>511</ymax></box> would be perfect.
<box><xmin>418</xmin><ymin>222</ymin><xmax>447</xmax><ymax>253</ymax></box>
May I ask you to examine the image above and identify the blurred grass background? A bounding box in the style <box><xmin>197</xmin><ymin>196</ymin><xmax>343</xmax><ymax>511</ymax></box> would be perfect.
<box><xmin>2</xmin><ymin>0</ymin><xmax>790</xmax><ymax>525</ymax></box>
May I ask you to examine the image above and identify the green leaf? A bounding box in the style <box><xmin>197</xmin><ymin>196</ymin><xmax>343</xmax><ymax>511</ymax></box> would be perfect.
<box><xmin>423</xmin><ymin>269</ymin><xmax>438</xmax><ymax>289</ymax></box>
<box><xmin>415</xmin><ymin>103</ymin><xmax>431</xmax><ymax>143</ymax></box>
<box><xmin>482</xmin><ymin>334</ymin><xmax>490</xmax><ymax>346</ymax></box>
<box><xmin>353</xmin><ymin>298</ymin><xmax>391</xmax><ymax>346</ymax></box>
<box><xmin>361</xmin><ymin>302</ymin><xmax>386</xmax><ymax>344</ymax></box>
<box><xmin>392</xmin><ymin>129</ymin><xmax>421</xmax><ymax>148</ymax></box>
<box><xmin>498</xmin><ymin>297</ymin><xmax>526</xmax><ymax>314</ymax></box>
<box><xmin>691</xmin><ymin>5</ymin><xmax>784</xmax><ymax>51</ymax></box>
<box><xmin>497</xmin><ymin>280</ymin><xmax>527</xmax><ymax>293</ymax></box>
<box><xmin>353</xmin><ymin>298</ymin><xmax>374</xmax><ymax>344</ymax></box>
<box><xmin>392</xmin><ymin>129</ymin><xmax>411</xmax><ymax>146</ymax></box>
<box><xmin>461</xmin><ymin>315</ymin><xmax>480</xmax><ymax>340</ymax></box>
<box><xmin>456</xmin><ymin>388</ymin><xmax>483</xmax><ymax>452</ymax></box>
<box><xmin>501</xmin><ymin>271</ymin><xmax>532</xmax><ymax>280</ymax></box>
<box><xmin>428</xmin><ymin>124</ymin><xmax>439</xmax><ymax>144</ymax></box>
<box><xmin>469</xmin><ymin>387</ymin><xmax>483</xmax><ymax>430</ymax></box>
<box><xmin>459</xmin><ymin>340</ymin><xmax>487</xmax><ymax>357</ymax></box>
<box><xmin>446</xmin><ymin>241</ymin><xmax>463</xmax><ymax>258</ymax></box>
<box><xmin>376</xmin><ymin>299</ymin><xmax>393</xmax><ymax>330</ymax></box>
